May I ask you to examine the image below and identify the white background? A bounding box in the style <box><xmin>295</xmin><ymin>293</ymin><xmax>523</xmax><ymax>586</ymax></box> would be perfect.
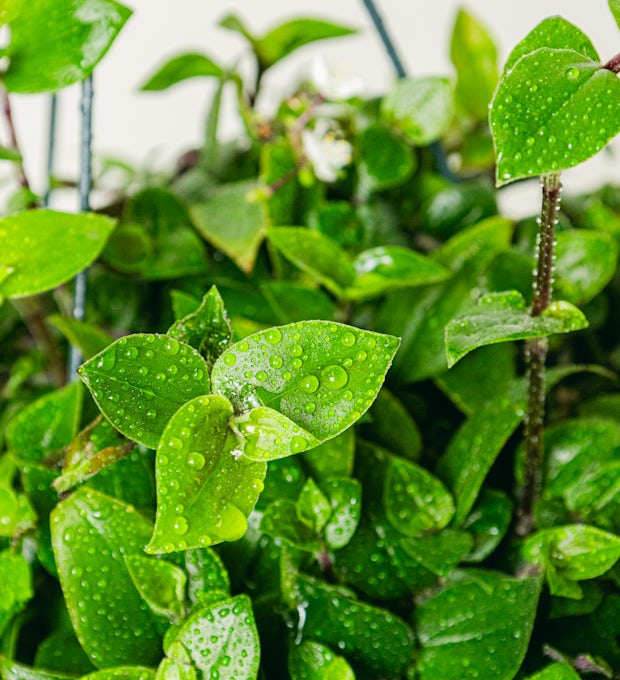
<box><xmin>3</xmin><ymin>1</ymin><xmax>620</xmax><ymax>215</ymax></box>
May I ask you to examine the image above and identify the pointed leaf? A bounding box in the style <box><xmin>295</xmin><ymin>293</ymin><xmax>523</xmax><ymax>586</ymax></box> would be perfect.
<box><xmin>184</xmin><ymin>547</ymin><xmax>231</xmax><ymax>606</ymax></box>
<box><xmin>48</xmin><ymin>315</ymin><xmax>113</xmax><ymax>360</ymax></box>
<box><xmin>2</xmin><ymin>0</ymin><xmax>132</xmax><ymax>93</ymax></box>
<box><xmin>463</xmin><ymin>489</ymin><xmax>513</xmax><ymax>562</ymax></box>
<box><xmin>297</xmin><ymin>477</ymin><xmax>332</xmax><ymax>533</ymax></box>
<box><xmin>491</xmin><ymin>48</ymin><xmax>620</xmax><ymax>185</ymax></box>
<box><xmin>79</xmin><ymin>334</ymin><xmax>210</xmax><ymax>449</ymax></box>
<box><xmin>51</xmin><ymin>488</ymin><xmax>162</xmax><ymax>668</ymax></box>
<box><xmin>322</xmin><ymin>477</ymin><xmax>361</xmax><ymax>549</ymax></box>
<box><xmin>445</xmin><ymin>291</ymin><xmax>588</xmax><ymax>367</ymax></box>
<box><xmin>399</xmin><ymin>529</ymin><xmax>474</xmax><ymax>576</ymax></box>
<box><xmin>0</xmin><ymin>658</ymin><xmax>74</xmax><ymax>680</ymax></box>
<box><xmin>416</xmin><ymin>572</ymin><xmax>541</xmax><ymax>680</ymax></box>
<box><xmin>260</xmin><ymin>499</ymin><xmax>323</xmax><ymax>552</ymax></box>
<box><xmin>147</xmin><ymin>395</ymin><xmax>266</xmax><ymax>553</ymax></box>
<box><xmin>0</xmin><ymin>210</ymin><xmax>115</xmax><ymax>297</ymax></box>
<box><xmin>141</xmin><ymin>52</ymin><xmax>223</xmax><ymax>91</ymax></box>
<box><xmin>288</xmin><ymin>641</ymin><xmax>355</xmax><ymax>680</ymax></box>
<box><xmin>211</xmin><ymin>321</ymin><xmax>399</xmax><ymax>443</ymax></box>
<box><xmin>611</xmin><ymin>0</ymin><xmax>620</xmax><ymax>29</ymax></box>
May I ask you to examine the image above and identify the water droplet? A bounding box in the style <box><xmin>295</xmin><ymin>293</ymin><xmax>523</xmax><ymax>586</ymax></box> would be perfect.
<box><xmin>97</xmin><ymin>350</ymin><xmax>116</xmax><ymax>371</ymax></box>
<box><xmin>256</xmin><ymin>370</ymin><xmax>268</xmax><ymax>382</ymax></box>
<box><xmin>223</xmin><ymin>353</ymin><xmax>236</xmax><ymax>366</ymax></box>
<box><xmin>186</xmin><ymin>450</ymin><xmax>206</xmax><ymax>470</ymax></box>
<box><xmin>172</xmin><ymin>517</ymin><xmax>188</xmax><ymax>535</ymax></box>
<box><xmin>269</xmin><ymin>355</ymin><xmax>283</xmax><ymax>369</ymax></box>
<box><xmin>193</xmin><ymin>368</ymin><xmax>204</xmax><ymax>380</ymax></box>
<box><xmin>292</xmin><ymin>358</ymin><xmax>302</xmax><ymax>369</ymax></box>
<box><xmin>164</xmin><ymin>338</ymin><xmax>180</xmax><ymax>355</ymax></box>
<box><xmin>167</xmin><ymin>364</ymin><xmax>178</xmax><ymax>376</ymax></box>
<box><xmin>146</xmin><ymin>409</ymin><xmax>157</xmax><ymax>419</ymax></box>
<box><xmin>265</xmin><ymin>328</ymin><xmax>282</xmax><ymax>344</ymax></box>
<box><xmin>155</xmin><ymin>372</ymin><xmax>166</xmax><ymax>382</ymax></box>
<box><xmin>137</xmin><ymin>365</ymin><xmax>148</xmax><ymax>377</ymax></box>
<box><xmin>291</xmin><ymin>344</ymin><xmax>303</xmax><ymax>357</ymax></box>
<box><xmin>300</xmin><ymin>374</ymin><xmax>319</xmax><ymax>393</ymax></box>
<box><xmin>343</xmin><ymin>390</ymin><xmax>353</xmax><ymax>401</ymax></box>
<box><xmin>168</xmin><ymin>436</ymin><xmax>183</xmax><ymax>450</ymax></box>
<box><xmin>565</xmin><ymin>66</ymin><xmax>580</xmax><ymax>80</ymax></box>
<box><xmin>237</xmin><ymin>341</ymin><xmax>249</xmax><ymax>353</ymax></box>
<box><xmin>290</xmin><ymin>436</ymin><xmax>308</xmax><ymax>453</ymax></box>
<box><xmin>304</xmin><ymin>402</ymin><xmax>316</xmax><ymax>414</ymax></box>
<box><xmin>124</xmin><ymin>346</ymin><xmax>139</xmax><ymax>360</ymax></box>
<box><xmin>526</xmin><ymin>137</ymin><xmax>535</xmax><ymax>146</ymax></box>
<box><xmin>341</xmin><ymin>332</ymin><xmax>356</xmax><ymax>347</ymax></box>
<box><xmin>321</xmin><ymin>364</ymin><xmax>348</xmax><ymax>389</ymax></box>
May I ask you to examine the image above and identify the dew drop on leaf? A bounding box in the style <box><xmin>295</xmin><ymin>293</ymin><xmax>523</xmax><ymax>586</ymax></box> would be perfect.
<box><xmin>341</xmin><ymin>331</ymin><xmax>356</xmax><ymax>347</ymax></box>
<box><xmin>223</xmin><ymin>353</ymin><xmax>237</xmax><ymax>366</ymax></box>
<box><xmin>256</xmin><ymin>370</ymin><xmax>268</xmax><ymax>382</ymax></box>
<box><xmin>300</xmin><ymin>375</ymin><xmax>319</xmax><ymax>393</ymax></box>
<box><xmin>124</xmin><ymin>346</ymin><xmax>139</xmax><ymax>360</ymax></box>
<box><xmin>269</xmin><ymin>355</ymin><xmax>283</xmax><ymax>369</ymax></box>
<box><xmin>187</xmin><ymin>451</ymin><xmax>205</xmax><ymax>469</ymax></box>
<box><xmin>291</xmin><ymin>344</ymin><xmax>303</xmax><ymax>357</ymax></box>
<box><xmin>98</xmin><ymin>349</ymin><xmax>116</xmax><ymax>370</ymax></box>
<box><xmin>565</xmin><ymin>66</ymin><xmax>580</xmax><ymax>80</ymax></box>
<box><xmin>237</xmin><ymin>341</ymin><xmax>249</xmax><ymax>353</ymax></box>
<box><xmin>164</xmin><ymin>338</ymin><xmax>180</xmax><ymax>355</ymax></box>
<box><xmin>304</xmin><ymin>402</ymin><xmax>316</xmax><ymax>414</ymax></box>
<box><xmin>290</xmin><ymin>436</ymin><xmax>309</xmax><ymax>453</ymax></box>
<box><xmin>321</xmin><ymin>364</ymin><xmax>349</xmax><ymax>389</ymax></box>
<box><xmin>265</xmin><ymin>328</ymin><xmax>282</xmax><ymax>344</ymax></box>
<box><xmin>173</xmin><ymin>516</ymin><xmax>188</xmax><ymax>535</ymax></box>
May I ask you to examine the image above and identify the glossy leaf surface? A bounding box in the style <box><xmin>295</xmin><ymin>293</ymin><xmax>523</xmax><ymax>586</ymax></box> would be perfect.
<box><xmin>322</xmin><ymin>477</ymin><xmax>361</xmax><ymax>549</ymax></box>
<box><xmin>141</xmin><ymin>52</ymin><xmax>223</xmax><ymax>90</ymax></box>
<box><xmin>288</xmin><ymin>641</ymin><xmax>354</xmax><ymax>680</ymax></box>
<box><xmin>357</xmin><ymin>124</ymin><xmax>416</xmax><ymax>192</ymax></box>
<box><xmin>147</xmin><ymin>395</ymin><xmax>266</xmax><ymax>552</ymax></box>
<box><xmin>0</xmin><ymin>210</ymin><xmax>115</xmax><ymax>298</ymax></box>
<box><xmin>125</xmin><ymin>553</ymin><xmax>187</xmax><ymax>621</ymax></box>
<box><xmin>0</xmin><ymin>550</ymin><xmax>33</xmax><ymax>636</ymax></box>
<box><xmin>212</xmin><ymin>321</ymin><xmax>399</xmax><ymax>443</ymax></box>
<box><xmin>79</xmin><ymin>334</ymin><xmax>210</xmax><ymax>449</ymax></box>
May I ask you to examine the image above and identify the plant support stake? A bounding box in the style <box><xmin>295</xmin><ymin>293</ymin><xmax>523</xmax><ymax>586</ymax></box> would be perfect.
<box><xmin>518</xmin><ymin>172</ymin><xmax>562</xmax><ymax>536</ymax></box>
<box><xmin>68</xmin><ymin>76</ymin><xmax>94</xmax><ymax>379</ymax></box>
<box><xmin>43</xmin><ymin>94</ymin><xmax>58</xmax><ymax>208</ymax></box>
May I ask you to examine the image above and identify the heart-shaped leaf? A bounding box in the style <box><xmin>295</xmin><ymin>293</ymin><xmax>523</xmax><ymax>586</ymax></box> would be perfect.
<box><xmin>79</xmin><ymin>334</ymin><xmax>211</xmax><ymax>449</ymax></box>
<box><xmin>0</xmin><ymin>210</ymin><xmax>115</xmax><ymax>298</ymax></box>
<box><xmin>51</xmin><ymin>488</ymin><xmax>162</xmax><ymax>668</ymax></box>
<box><xmin>141</xmin><ymin>52</ymin><xmax>223</xmax><ymax>91</ymax></box>
<box><xmin>445</xmin><ymin>290</ymin><xmax>588</xmax><ymax>367</ymax></box>
<box><xmin>211</xmin><ymin>321</ymin><xmax>399</xmax><ymax>444</ymax></box>
<box><xmin>147</xmin><ymin>395</ymin><xmax>266</xmax><ymax>553</ymax></box>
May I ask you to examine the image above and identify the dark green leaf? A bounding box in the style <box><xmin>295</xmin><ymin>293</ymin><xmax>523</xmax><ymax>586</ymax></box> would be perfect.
<box><xmin>259</xmin><ymin>457</ymin><xmax>307</xmax><ymax>509</ymax></box>
<box><xmin>415</xmin><ymin>571</ymin><xmax>541</xmax><ymax>680</ymax></box>
<box><xmin>357</xmin><ymin>124</ymin><xmax>416</xmax><ymax>192</ymax></box>
<box><xmin>462</xmin><ymin>489</ymin><xmax>513</xmax><ymax>562</ymax></box>
<box><xmin>384</xmin><ymin>457</ymin><xmax>455</xmax><ymax>537</ymax></box>
<box><xmin>260</xmin><ymin>281</ymin><xmax>335</xmax><ymax>323</ymax></box>
<box><xmin>212</xmin><ymin>321</ymin><xmax>399</xmax><ymax>443</ymax></box>
<box><xmin>184</xmin><ymin>547</ymin><xmax>231</xmax><ymax>606</ymax></box>
<box><xmin>47</xmin><ymin>315</ymin><xmax>113</xmax><ymax>360</ymax></box>
<box><xmin>260</xmin><ymin>139</ymin><xmax>300</xmax><ymax>226</ymax></box>
<box><xmin>491</xmin><ymin>48</ymin><xmax>620</xmax><ymax>185</ymax></box>
<box><xmin>288</xmin><ymin>641</ymin><xmax>355</xmax><ymax>679</ymax></box>
<box><xmin>445</xmin><ymin>290</ymin><xmax>588</xmax><ymax>367</ymax></box>
<box><xmin>322</xmin><ymin>477</ymin><xmax>361</xmax><ymax>549</ymax></box>
<box><xmin>2</xmin><ymin>0</ymin><xmax>132</xmax><ymax>93</ymax></box>
<box><xmin>0</xmin><ymin>550</ymin><xmax>33</xmax><ymax>637</ymax></box>
<box><xmin>382</xmin><ymin>77</ymin><xmax>453</xmax><ymax>146</ymax></box>
<box><xmin>190</xmin><ymin>181</ymin><xmax>267</xmax><ymax>274</ymax></box>
<box><xmin>147</xmin><ymin>395</ymin><xmax>266</xmax><ymax>552</ymax></box>
<box><xmin>79</xmin><ymin>334</ymin><xmax>211</xmax><ymax>449</ymax></box>
<box><xmin>564</xmin><ymin>461</ymin><xmax>620</xmax><ymax>531</ymax></box>
<box><xmin>526</xmin><ymin>664</ymin><xmax>580</xmax><ymax>680</ymax></box>
<box><xmin>297</xmin><ymin>477</ymin><xmax>332</xmax><ymax>533</ymax></box>
<box><xmin>34</xmin><ymin>624</ymin><xmax>96</xmax><ymax>674</ymax></box>
<box><xmin>611</xmin><ymin>0</ymin><xmax>620</xmax><ymax>29</ymax></box>
<box><xmin>0</xmin><ymin>210</ymin><xmax>115</xmax><ymax>297</ymax></box>
<box><xmin>301</xmin><ymin>429</ymin><xmax>354</xmax><ymax>482</ymax></box>
<box><xmin>399</xmin><ymin>529</ymin><xmax>473</xmax><ymax>576</ymax></box>
<box><xmin>261</xmin><ymin>499</ymin><xmax>323</xmax><ymax>552</ymax></box>
<box><xmin>141</xmin><ymin>52</ymin><xmax>223</xmax><ymax>91</ymax></box>
<box><xmin>51</xmin><ymin>488</ymin><xmax>162</xmax><ymax>668</ymax></box>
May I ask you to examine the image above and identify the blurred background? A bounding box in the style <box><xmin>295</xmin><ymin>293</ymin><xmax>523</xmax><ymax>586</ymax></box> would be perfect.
<box><xmin>3</xmin><ymin>0</ymin><xmax>620</xmax><ymax>215</ymax></box>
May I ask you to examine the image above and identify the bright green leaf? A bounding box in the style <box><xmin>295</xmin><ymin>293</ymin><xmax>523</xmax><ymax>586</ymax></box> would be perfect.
<box><xmin>611</xmin><ymin>0</ymin><xmax>620</xmax><ymax>29</ymax></box>
<box><xmin>81</xmin><ymin>668</ymin><xmax>156</xmax><ymax>680</ymax></box>
<box><xmin>288</xmin><ymin>641</ymin><xmax>355</xmax><ymax>680</ymax></box>
<box><xmin>0</xmin><ymin>658</ymin><xmax>75</xmax><ymax>680</ymax></box>
<box><xmin>384</xmin><ymin>457</ymin><xmax>455</xmax><ymax>537</ymax></box>
<box><xmin>79</xmin><ymin>334</ymin><xmax>211</xmax><ymax>449</ymax></box>
<box><xmin>491</xmin><ymin>48</ymin><xmax>620</xmax><ymax>185</ymax></box>
<box><xmin>212</xmin><ymin>321</ymin><xmax>399</xmax><ymax>443</ymax></box>
<box><xmin>0</xmin><ymin>145</ymin><xmax>22</xmax><ymax>161</ymax></box>
<box><xmin>416</xmin><ymin>571</ymin><xmax>541</xmax><ymax>680</ymax></box>
<box><xmin>51</xmin><ymin>488</ymin><xmax>162</xmax><ymax>668</ymax></box>
<box><xmin>184</xmin><ymin>547</ymin><xmax>231</xmax><ymax>606</ymax></box>
<box><xmin>0</xmin><ymin>550</ymin><xmax>33</xmax><ymax>637</ymax></box>
<box><xmin>141</xmin><ymin>52</ymin><xmax>223</xmax><ymax>91</ymax></box>
<box><xmin>190</xmin><ymin>181</ymin><xmax>267</xmax><ymax>274</ymax></box>
<box><xmin>463</xmin><ymin>489</ymin><xmax>513</xmax><ymax>562</ymax></box>
<box><xmin>297</xmin><ymin>477</ymin><xmax>332</xmax><ymax>533</ymax></box>
<box><xmin>0</xmin><ymin>210</ymin><xmax>115</xmax><ymax>298</ymax></box>
<box><xmin>381</xmin><ymin>77</ymin><xmax>453</xmax><ymax>146</ymax></box>
<box><xmin>47</xmin><ymin>314</ymin><xmax>113</xmax><ymax>360</ymax></box>
<box><xmin>147</xmin><ymin>395</ymin><xmax>266</xmax><ymax>552</ymax></box>
<box><xmin>322</xmin><ymin>477</ymin><xmax>361</xmax><ymax>549</ymax></box>
<box><xmin>526</xmin><ymin>664</ymin><xmax>580</xmax><ymax>680</ymax></box>
<box><xmin>357</xmin><ymin>124</ymin><xmax>416</xmax><ymax>192</ymax></box>
<box><xmin>445</xmin><ymin>291</ymin><xmax>588</xmax><ymax>367</ymax></box>
<box><xmin>156</xmin><ymin>643</ymin><xmax>196</xmax><ymax>680</ymax></box>
<box><xmin>1</xmin><ymin>0</ymin><xmax>132</xmax><ymax>93</ymax></box>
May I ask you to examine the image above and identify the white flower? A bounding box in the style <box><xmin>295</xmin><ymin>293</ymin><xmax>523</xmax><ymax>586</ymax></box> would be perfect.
<box><xmin>301</xmin><ymin>119</ymin><xmax>353</xmax><ymax>183</ymax></box>
<box><xmin>309</xmin><ymin>56</ymin><xmax>365</xmax><ymax>101</ymax></box>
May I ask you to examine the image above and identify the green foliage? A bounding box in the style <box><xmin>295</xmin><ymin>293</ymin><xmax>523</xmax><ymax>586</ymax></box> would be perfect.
<box><xmin>2</xmin><ymin>4</ymin><xmax>620</xmax><ymax>679</ymax></box>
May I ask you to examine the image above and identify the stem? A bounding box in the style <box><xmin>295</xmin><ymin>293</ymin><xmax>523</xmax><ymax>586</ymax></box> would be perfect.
<box><xmin>43</xmin><ymin>94</ymin><xmax>58</xmax><ymax>207</ymax></box>
<box><xmin>603</xmin><ymin>52</ymin><xmax>620</xmax><ymax>74</ymax></box>
<box><xmin>1</xmin><ymin>85</ymin><xmax>32</xmax><ymax>193</ymax></box>
<box><xmin>517</xmin><ymin>172</ymin><xmax>562</xmax><ymax>536</ymax></box>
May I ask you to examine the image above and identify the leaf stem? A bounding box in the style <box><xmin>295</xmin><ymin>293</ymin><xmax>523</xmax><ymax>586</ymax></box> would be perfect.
<box><xmin>603</xmin><ymin>52</ymin><xmax>620</xmax><ymax>74</ymax></box>
<box><xmin>518</xmin><ymin>172</ymin><xmax>561</xmax><ymax>536</ymax></box>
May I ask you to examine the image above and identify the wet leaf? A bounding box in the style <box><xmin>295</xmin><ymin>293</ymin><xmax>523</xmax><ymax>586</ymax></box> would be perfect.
<box><xmin>384</xmin><ymin>457</ymin><xmax>455</xmax><ymax>537</ymax></box>
<box><xmin>322</xmin><ymin>477</ymin><xmax>361</xmax><ymax>550</ymax></box>
<box><xmin>47</xmin><ymin>315</ymin><xmax>113</xmax><ymax>360</ymax></box>
<box><xmin>212</xmin><ymin>321</ymin><xmax>399</xmax><ymax>443</ymax></box>
<box><xmin>51</xmin><ymin>488</ymin><xmax>162</xmax><ymax>668</ymax></box>
<box><xmin>147</xmin><ymin>395</ymin><xmax>266</xmax><ymax>553</ymax></box>
<box><xmin>261</xmin><ymin>499</ymin><xmax>323</xmax><ymax>552</ymax></box>
<box><xmin>1</xmin><ymin>0</ymin><xmax>131</xmax><ymax>93</ymax></box>
<box><xmin>611</xmin><ymin>0</ymin><xmax>620</xmax><ymax>29</ymax></box>
<box><xmin>399</xmin><ymin>529</ymin><xmax>473</xmax><ymax>577</ymax></box>
<box><xmin>381</xmin><ymin>77</ymin><xmax>453</xmax><ymax>146</ymax></box>
<box><xmin>0</xmin><ymin>550</ymin><xmax>33</xmax><ymax>637</ymax></box>
<box><xmin>0</xmin><ymin>210</ymin><xmax>115</xmax><ymax>298</ymax></box>
<box><xmin>301</xmin><ymin>429</ymin><xmax>354</xmax><ymax>482</ymax></box>
<box><xmin>184</xmin><ymin>547</ymin><xmax>231</xmax><ymax>606</ymax></box>
<box><xmin>166</xmin><ymin>594</ymin><xmax>260</xmax><ymax>679</ymax></box>
<box><xmin>260</xmin><ymin>281</ymin><xmax>335</xmax><ymax>323</ymax></box>
<box><xmin>445</xmin><ymin>290</ymin><xmax>588</xmax><ymax>367</ymax></box>
<box><xmin>156</xmin><ymin>642</ymin><xmax>196</xmax><ymax>680</ymax></box>
<box><xmin>288</xmin><ymin>641</ymin><xmax>355</xmax><ymax>679</ymax></box>
<box><xmin>79</xmin><ymin>334</ymin><xmax>211</xmax><ymax>449</ymax></box>
<box><xmin>415</xmin><ymin>571</ymin><xmax>541</xmax><ymax>680</ymax></box>
<box><xmin>462</xmin><ymin>489</ymin><xmax>513</xmax><ymax>562</ymax></box>
<box><xmin>526</xmin><ymin>664</ymin><xmax>580</xmax><ymax>680</ymax></box>
<box><xmin>141</xmin><ymin>52</ymin><xmax>223</xmax><ymax>90</ymax></box>
<box><xmin>297</xmin><ymin>478</ymin><xmax>332</xmax><ymax>533</ymax></box>
<box><xmin>0</xmin><ymin>658</ymin><xmax>74</xmax><ymax>680</ymax></box>
<box><xmin>81</xmin><ymin>669</ymin><xmax>156</xmax><ymax>680</ymax></box>
<box><xmin>357</xmin><ymin>124</ymin><xmax>416</xmax><ymax>193</ymax></box>
<box><xmin>491</xmin><ymin>48</ymin><xmax>620</xmax><ymax>185</ymax></box>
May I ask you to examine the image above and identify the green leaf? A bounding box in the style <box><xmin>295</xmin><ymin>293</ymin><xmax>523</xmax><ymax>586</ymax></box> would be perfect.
<box><xmin>503</xmin><ymin>17</ymin><xmax>599</xmax><ymax>72</ymax></box>
<box><xmin>0</xmin><ymin>550</ymin><xmax>33</xmax><ymax>637</ymax></box>
<box><xmin>322</xmin><ymin>477</ymin><xmax>361</xmax><ymax>549</ymax></box>
<box><xmin>438</xmin><ymin>397</ymin><xmax>524</xmax><ymax>525</ymax></box>
<box><xmin>167</xmin><ymin>285</ymin><xmax>233</xmax><ymax>368</ymax></box>
<box><xmin>166</xmin><ymin>595</ymin><xmax>260</xmax><ymax>679</ymax></box>
<box><xmin>1</xmin><ymin>0</ymin><xmax>132</xmax><ymax>93</ymax></box>
<box><xmin>0</xmin><ymin>210</ymin><xmax>115</xmax><ymax>298</ymax></box>
<box><xmin>462</xmin><ymin>489</ymin><xmax>513</xmax><ymax>562</ymax></box>
<box><xmin>6</xmin><ymin>382</ymin><xmax>82</xmax><ymax>463</ymax></box>
<box><xmin>415</xmin><ymin>571</ymin><xmax>541</xmax><ymax>680</ymax></box>
<box><xmin>399</xmin><ymin>529</ymin><xmax>474</xmax><ymax>577</ymax></box>
<box><xmin>79</xmin><ymin>334</ymin><xmax>211</xmax><ymax>449</ymax></box>
<box><xmin>81</xmin><ymin>669</ymin><xmax>156</xmax><ymax>680</ymax></box>
<box><xmin>34</xmin><ymin>625</ymin><xmax>96</xmax><ymax>674</ymax></box>
<box><xmin>445</xmin><ymin>291</ymin><xmax>588</xmax><ymax>367</ymax></box>
<box><xmin>147</xmin><ymin>395</ymin><xmax>266</xmax><ymax>552</ymax></box>
<box><xmin>564</xmin><ymin>461</ymin><xmax>620</xmax><ymax>530</ymax></box>
<box><xmin>255</xmin><ymin>18</ymin><xmax>356</xmax><ymax>70</ymax></box>
<box><xmin>611</xmin><ymin>0</ymin><xmax>620</xmax><ymax>29</ymax></box>
<box><xmin>450</xmin><ymin>8</ymin><xmax>499</xmax><ymax>121</ymax></box>
<box><xmin>526</xmin><ymin>664</ymin><xmax>580</xmax><ymax>680</ymax></box>
<box><xmin>260</xmin><ymin>281</ymin><xmax>335</xmax><ymax>323</ymax></box>
<box><xmin>297</xmin><ymin>477</ymin><xmax>332</xmax><ymax>533</ymax></box>
<box><xmin>0</xmin><ymin>145</ymin><xmax>22</xmax><ymax>161</ymax></box>
<box><xmin>260</xmin><ymin>499</ymin><xmax>323</xmax><ymax>551</ymax></box>
<box><xmin>51</xmin><ymin>488</ymin><xmax>162</xmax><ymax>668</ymax></box>
<box><xmin>384</xmin><ymin>457</ymin><xmax>455</xmax><ymax>537</ymax></box>
<box><xmin>288</xmin><ymin>641</ymin><xmax>355</xmax><ymax>680</ymax></box>
<box><xmin>301</xmin><ymin>429</ymin><xmax>354</xmax><ymax>482</ymax></box>
<box><xmin>183</xmin><ymin>547</ymin><xmax>231</xmax><ymax>606</ymax></box>
<box><xmin>141</xmin><ymin>52</ymin><xmax>223</xmax><ymax>91</ymax></box>
<box><xmin>0</xmin><ymin>658</ymin><xmax>74</xmax><ymax>680</ymax></box>
<box><xmin>189</xmin><ymin>181</ymin><xmax>267</xmax><ymax>274</ymax></box>
<box><xmin>491</xmin><ymin>48</ymin><xmax>620</xmax><ymax>185</ymax></box>
<box><xmin>381</xmin><ymin>77</ymin><xmax>453</xmax><ymax>146</ymax></box>
<box><xmin>156</xmin><ymin>643</ymin><xmax>196</xmax><ymax>680</ymax></box>
<box><xmin>212</xmin><ymin>321</ymin><xmax>400</xmax><ymax>443</ymax></box>
<box><xmin>47</xmin><ymin>315</ymin><xmax>113</xmax><ymax>360</ymax></box>
<box><xmin>523</xmin><ymin>525</ymin><xmax>620</xmax><ymax>598</ymax></box>
<box><xmin>297</xmin><ymin>575</ymin><xmax>415</xmax><ymax>675</ymax></box>
<box><xmin>357</xmin><ymin>124</ymin><xmax>416</xmax><ymax>192</ymax></box>
<box><xmin>554</xmin><ymin>229</ymin><xmax>619</xmax><ymax>304</ymax></box>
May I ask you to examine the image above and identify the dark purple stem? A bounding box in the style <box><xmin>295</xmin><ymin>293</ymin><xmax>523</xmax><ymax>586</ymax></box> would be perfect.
<box><xmin>603</xmin><ymin>52</ymin><xmax>620</xmax><ymax>74</ymax></box>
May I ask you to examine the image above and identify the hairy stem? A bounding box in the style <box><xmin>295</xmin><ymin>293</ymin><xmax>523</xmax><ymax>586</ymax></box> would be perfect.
<box><xmin>518</xmin><ymin>172</ymin><xmax>562</xmax><ymax>536</ymax></box>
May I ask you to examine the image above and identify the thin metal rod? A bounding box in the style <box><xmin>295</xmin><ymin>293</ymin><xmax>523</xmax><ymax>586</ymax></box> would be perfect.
<box><xmin>68</xmin><ymin>76</ymin><xmax>94</xmax><ymax>379</ymax></box>
<box><xmin>43</xmin><ymin>94</ymin><xmax>58</xmax><ymax>208</ymax></box>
